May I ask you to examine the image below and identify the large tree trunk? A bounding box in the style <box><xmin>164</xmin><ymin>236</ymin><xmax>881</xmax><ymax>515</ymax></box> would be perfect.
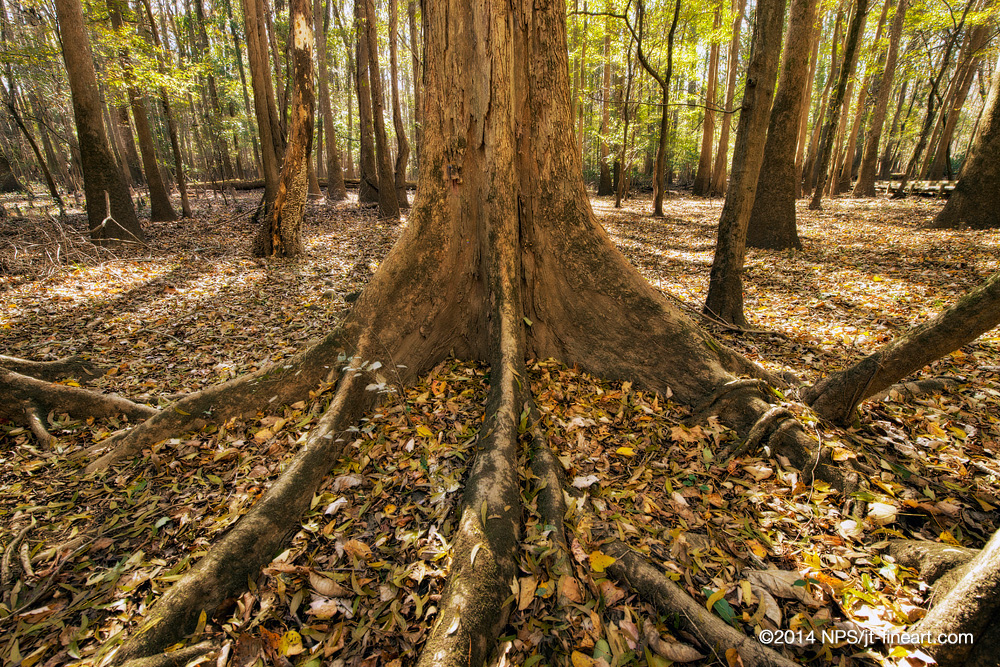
<box><xmin>98</xmin><ymin>0</ymin><xmax>863</xmax><ymax>663</ymax></box>
<box><xmin>692</xmin><ymin>5</ymin><xmax>721</xmax><ymax>197</ymax></box>
<box><xmin>703</xmin><ymin>0</ymin><xmax>788</xmax><ymax>326</ymax></box>
<box><xmin>745</xmin><ymin>0</ymin><xmax>818</xmax><ymax>250</ymax></box>
<box><xmin>808</xmin><ymin>0</ymin><xmax>868</xmax><ymax>210</ymax></box>
<box><xmin>355</xmin><ymin>0</ymin><xmax>379</xmax><ymax>204</ymax></box>
<box><xmin>709</xmin><ymin>0</ymin><xmax>748</xmax><ymax>197</ymax></box>
<box><xmin>388</xmin><ymin>0</ymin><xmax>410</xmax><ymax>209</ymax></box>
<box><xmin>853</xmin><ymin>0</ymin><xmax>907</xmax><ymax>196</ymax></box>
<box><xmin>315</xmin><ymin>0</ymin><xmax>347</xmax><ymax>200</ymax></box>
<box><xmin>54</xmin><ymin>0</ymin><xmax>143</xmax><ymax>244</ymax></box>
<box><xmin>804</xmin><ymin>270</ymin><xmax>1000</xmax><ymax>423</ymax></box>
<box><xmin>928</xmin><ymin>55</ymin><xmax>1000</xmax><ymax>229</ymax></box>
<box><xmin>252</xmin><ymin>0</ymin><xmax>314</xmax><ymax>256</ymax></box>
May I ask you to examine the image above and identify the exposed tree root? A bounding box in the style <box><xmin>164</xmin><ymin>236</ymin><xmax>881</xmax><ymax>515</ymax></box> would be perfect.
<box><xmin>908</xmin><ymin>526</ymin><xmax>1000</xmax><ymax>665</ymax></box>
<box><xmin>85</xmin><ymin>330</ymin><xmax>353</xmax><ymax>472</ymax></box>
<box><xmin>870</xmin><ymin>376</ymin><xmax>963</xmax><ymax>403</ymax></box>
<box><xmin>117</xmin><ymin>642</ymin><xmax>215</xmax><ymax>667</ymax></box>
<box><xmin>110</xmin><ymin>370</ymin><xmax>374</xmax><ymax>664</ymax></box>
<box><xmin>0</xmin><ymin>354</ymin><xmax>104</xmax><ymax>382</ymax></box>
<box><xmin>0</xmin><ymin>368</ymin><xmax>157</xmax><ymax>447</ymax></box>
<box><xmin>604</xmin><ymin>541</ymin><xmax>799</xmax><ymax>667</ymax></box>
<box><xmin>886</xmin><ymin>539</ymin><xmax>978</xmax><ymax>586</ymax></box>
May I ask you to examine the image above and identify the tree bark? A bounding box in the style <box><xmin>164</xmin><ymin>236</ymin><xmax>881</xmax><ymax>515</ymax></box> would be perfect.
<box><xmin>804</xmin><ymin>270</ymin><xmax>1000</xmax><ymax>423</ymax></box>
<box><xmin>354</xmin><ymin>0</ymin><xmax>379</xmax><ymax>203</ymax></box>
<box><xmin>388</xmin><ymin>0</ymin><xmax>410</xmax><ymax>209</ymax></box>
<box><xmin>363</xmin><ymin>0</ymin><xmax>400</xmax><ymax>219</ymax></box>
<box><xmin>242</xmin><ymin>0</ymin><xmax>282</xmax><ymax>205</ymax></box>
<box><xmin>597</xmin><ymin>20</ymin><xmax>613</xmax><ymax>195</ymax></box>
<box><xmin>704</xmin><ymin>0</ymin><xmax>788</xmax><ymax>326</ymax></box>
<box><xmin>108</xmin><ymin>0</ymin><xmax>177</xmax><ymax>222</ymax></box>
<box><xmin>693</xmin><ymin>5</ymin><xmax>721</xmax><ymax>197</ymax></box>
<box><xmin>853</xmin><ymin>0</ymin><xmax>907</xmax><ymax>196</ymax></box>
<box><xmin>408</xmin><ymin>0</ymin><xmax>421</xmax><ymax>174</ymax></box>
<box><xmin>793</xmin><ymin>25</ymin><xmax>820</xmax><ymax>198</ymax></box>
<box><xmin>54</xmin><ymin>0</ymin><xmax>143</xmax><ymax>244</ymax></box>
<box><xmin>929</xmin><ymin>55</ymin><xmax>1000</xmax><ymax>229</ymax></box>
<box><xmin>808</xmin><ymin>0</ymin><xmax>868</xmax><ymax>210</ymax></box>
<box><xmin>745</xmin><ymin>0</ymin><xmax>818</xmax><ymax>250</ymax></box>
<box><xmin>315</xmin><ymin>0</ymin><xmax>347</xmax><ymax>200</ymax></box>
<box><xmin>710</xmin><ymin>0</ymin><xmax>748</xmax><ymax>197</ymax></box>
<box><xmin>252</xmin><ymin>0</ymin><xmax>314</xmax><ymax>256</ymax></box>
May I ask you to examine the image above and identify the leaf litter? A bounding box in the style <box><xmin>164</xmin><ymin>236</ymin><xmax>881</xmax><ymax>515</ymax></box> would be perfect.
<box><xmin>1</xmin><ymin>191</ymin><xmax>999</xmax><ymax>666</ymax></box>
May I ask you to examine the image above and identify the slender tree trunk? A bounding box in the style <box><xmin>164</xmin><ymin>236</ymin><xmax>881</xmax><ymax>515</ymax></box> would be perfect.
<box><xmin>316</xmin><ymin>0</ymin><xmax>346</xmax><ymax>200</ymax></box>
<box><xmin>894</xmin><ymin>1</ymin><xmax>971</xmax><ymax>196</ymax></box>
<box><xmin>793</xmin><ymin>20</ymin><xmax>820</xmax><ymax>198</ymax></box>
<box><xmin>809</xmin><ymin>0</ymin><xmax>869</xmax><ymax>210</ymax></box>
<box><xmin>597</xmin><ymin>21</ymin><xmax>613</xmax><ymax>195</ymax></box>
<box><xmin>54</xmin><ymin>0</ymin><xmax>143</xmax><ymax>243</ymax></box>
<box><xmin>926</xmin><ymin>25</ymin><xmax>985</xmax><ymax>179</ymax></box>
<box><xmin>746</xmin><ymin>0</ymin><xmax>818</xmax><ymax>249</ymax></box>
<box><xmin>578</xmin><ymin>5</ymin><xmax>588</xmax><ymax>158</ymax></box>
<box><xmin>407</xmin><ymin>0</ymin><xmax>421</xmax><ymax>173</ymax></box>
<box><xmin>835</xmin><ymin>0</ymin><xmax>888</xmax><ymax>193</ymax></box>
<box><xmin>929</xmin><ymin>55</ymin><xmax>1000</xmax><ymax>229</ymax></box>
<box><xmin>709</xmin><ymin>0</ymin><xmax>748</xmax><ymax>197</ymax></box>
<box><xmin>879</xmin><ymin>80</ymin><xmax>910</xmax><ymax>178</ymax></box>
<box><xmin>853</xmin><ymin>0</ymin><xmax>907</xmax><ymax>196</ymax></box>
<box><xmin>388</xmin><ymin>0</ymin><xmax>410</xmax><ymax>208</ymax></box>
<box><xmin>803</xmin><ymin>10</ymin><xmax>840</xmax><ymax>194</ymax></box>
<box><xmin>704</xmin><ymin>0</ymin><xmax>787</xmax><ymax>326</ymax></box>
<box><xmin>225</xmin><ymin>0</ymin><xmax>262</xmax><ymax>175</ymax></box>
<box><xmin>364</xmin><ymin>0</ymin><xmax>400</xmax><ymax>219</ymax></box>
<box><xmin>693</xmin><ymin>5</ymin><xmax>721</xmax><ymax>197</ymax></box>
<box><xmin>242</xmin><ymin>0</ymin><xmax>282</xmax><ymax>204</ymax></box>
<box><xmin>108</xmin><ymin>0</ymin><xmax>177</xmax><ymax>221</ymax></box>
<box><xmin>615</xmin><ymin>38</ymin><xmax>635</xmax><ymax>208</ymax></box>
<box><xmin>3</xmin><ymin>83</ymin><xmax>64</xmax><ymax>210</ymax></box>
<box><xmin>252</xmin><ymin>0</ymin><xmax>313</xmax><ymax>256</ymax></box>
<box><xmin>354</xmin><ymin>0</ymin><xmax>379</xmax><ymax>203</ymax></box>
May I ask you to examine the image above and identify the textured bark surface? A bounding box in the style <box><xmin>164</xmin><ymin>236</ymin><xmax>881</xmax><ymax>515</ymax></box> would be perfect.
<box><xmin>853</xmin><ymin>0</ymin><xmax>907</xmax><ymax>196</ymax></box>
<box><xmin>252</xmin><ymin>0</ymin><xmax>314</xmax><ymax>257</ymax></box>
<box><xmin>929</xmin><ymin>56</ymin><xmax>1000</xmax><ymax>229</ymax></box>
<box><xmin>598</xmin><ymin>26</ymin><xmax>614</xmax><ymax>195</ymax></box>
<box><xmin>354</xmin><ymin>0</ymin><xmax>378</xmax><ymax>204</ymax></box>
<box><xmin>804</xmin><ymin>271</ymin><xmax>1000</xmax><ymax>423</ymax></box>
<box><xmin>704</xmin><ymin>0</ymin><xmax>787</xmax><ymax>326</ymax></box>
<box><xmin>746</xmin><ymin>0</ymin><xmax>817</xmax><ymax>250</ymax></box>
<box><xmin>909</xmin><ymin>527</ymin><xmax>1000</xmax><ymax>666</ymax></box>
<box><xmin>242</xmin><ymin>0</ymin><xmax>281</xmax><ymax>204</ymax></box>
<box><xmin>54</xmin><ymin>0</ymin><xmax>143</xmax><ymax>244</ymax></box>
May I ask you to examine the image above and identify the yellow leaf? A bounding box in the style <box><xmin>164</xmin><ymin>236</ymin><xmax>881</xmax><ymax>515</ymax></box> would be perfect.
<box><xmin>705</xmin><ymin>587</ymin><xmax>727</xmax><ymax>612</ymax></box>
<box><xmin>616</xmin><ymin>447</ymin><xmax>636</xmax><ymax>457</ymax></box>
<box><xmin>278</xmin><ymin>630</ymin><xmax>304</xmax><ymax>656</ymax></box>
<box><xmin>571</xmin><ymin>651</ymin><xmax>596</xmax><ymax>667</ymax></box>
<box><xmin>417</xmin><ymin>425</ymin><xmax>434</xmax><ymax>438</ymax></box>
<box><xmin>589</xmin><ymin>550</ymin><xmax>616</xmax><ymax>573</ymax></box>
<box><xmin>975</xmin><ymin>496</ymin><xmax>996</xmax><ymax>511</ymax></box>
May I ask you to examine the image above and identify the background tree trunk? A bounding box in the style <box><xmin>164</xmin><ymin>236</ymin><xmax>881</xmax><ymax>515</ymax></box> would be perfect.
<box><xmin>746</xmin><ymin>0</ymin><xmax>818</xmax><ymax>250</ymax></box>
<box><xmin>709</xmin><ymin>0</ymin><xmax>747</xmax><ymax>197</ymax></box>
<box><xmin>703</xmin><ymin>0</ymin><xmax>787</xmax><ymax>326</ymax></box>
<box><xmin>252</xmin><ymin>0</ymin><xmax>314</xmax><ymax>256</ymax></box>
<box><xmin>388</xmin><ymin>0</ymin><xmax>410</xmax><ymax>209</ymax></box>
<box><xmin>243</xmin><ymin>0</ymin><xmax>282</xmax><ymax>204</ymax></box>
<box><xmin>364</xmin><ymin>0</ymin><xmax>400</xmax><ymax>219</ymax></box>
<box><xmin>854</xmin><ymin>0</ymin><xmax>907</xmax><ymax>196</ymax></box>
<box><xmin>408</xmin><ymin>0</ymin><xmax>421</xmax><ymax>174</ymax></box>
<box><xmin>693</xmin><ymin>5</ymin><xmax>720</xmax><ymax>197</ymax></box>
<box><xmin>355</xmin><ymin>0</ymin><xmax>379</xmax><ymax>204</ymax></box>
<box><xmin>315</xmin><ymin>0</ymin><xmax>346</xmax><ymax>200</ymax></box>
<box><xmin>808</xmin><ymin>0</ymin><xmax>868</xmax><ymax>210</ymax></box>
<box><xmin>597</xmin><ymin>21</ymin><xmax>613</xmax><ymax>195</ymax></box>
<box><xmin>54</xmin><ymin>0</ymin><xmax>143</xmax><ymax>243</ymax></box>
<box><xmin>929</xmin><ymin>56</ymin><xmax>1000</xmax><ymax>229</ymax></box>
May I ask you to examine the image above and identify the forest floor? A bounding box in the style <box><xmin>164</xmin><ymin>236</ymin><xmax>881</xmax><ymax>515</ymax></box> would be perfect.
<box><xmin>1</xmin><ymin>188</ymin><xmax>1000</xmax><ymax>667</ymax></box>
